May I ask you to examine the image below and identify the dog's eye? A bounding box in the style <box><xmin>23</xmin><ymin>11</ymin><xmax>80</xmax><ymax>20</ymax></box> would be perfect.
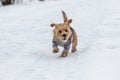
<box><xmin>65</xmin><ymin>29</ymin><xmax>68</xmax><ymax>32</ymax></box>
<box><xmin>59</xmin><ymin>30</ymin><xmax>62</xmax><ymax>33</ymax></box>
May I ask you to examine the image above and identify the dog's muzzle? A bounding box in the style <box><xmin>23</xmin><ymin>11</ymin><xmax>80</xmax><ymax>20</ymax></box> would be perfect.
<box><xmin>62</xmin><ymin>34</ymin><xmax>67</xmax><ymax>40</ymax></box>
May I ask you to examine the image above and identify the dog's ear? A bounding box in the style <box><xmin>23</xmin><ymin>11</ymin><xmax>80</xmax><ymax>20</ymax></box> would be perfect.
<box><xmin>67</xmin><ymin>19</ymin><xmax>72</xmax><ymax>24</ymax></box>
<box><xmin>62</xmin><ymin>10</ymin><xmax>68</xmax><ymax>22</ymax></box>
<box><xmin>50</xmin><ymin>23</ymin><xmax>56</xmax><ymax>27</ymax></box>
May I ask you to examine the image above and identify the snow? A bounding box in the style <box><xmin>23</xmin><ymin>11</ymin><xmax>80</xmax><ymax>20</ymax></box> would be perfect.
<box><xmin>0</xmin><ymin>0</ymin><xmax>120</xmax><ymax>80</ymax></box>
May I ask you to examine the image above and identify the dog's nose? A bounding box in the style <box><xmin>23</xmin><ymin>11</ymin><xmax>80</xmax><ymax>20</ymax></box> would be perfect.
<box><xmin>63</xmin><ymin>34</ymin><xmax>66</xmax><ymax>37</ymax></box>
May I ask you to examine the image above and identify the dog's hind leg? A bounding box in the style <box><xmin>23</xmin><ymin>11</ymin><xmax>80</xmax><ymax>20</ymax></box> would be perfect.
<box><xmin>71</xmin><ymin>31</ymin><xmax>78</xmax><ymax>53</ymax></box>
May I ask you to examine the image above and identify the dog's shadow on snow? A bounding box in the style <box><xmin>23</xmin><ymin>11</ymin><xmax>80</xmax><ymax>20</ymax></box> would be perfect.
<box><xmin>31</xmin><ymin>46</ymin><xmax>90</xmax><ymax>64</ymax></box>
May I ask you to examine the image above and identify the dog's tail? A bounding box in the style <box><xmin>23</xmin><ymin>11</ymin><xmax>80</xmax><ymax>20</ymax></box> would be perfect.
<box><xmin>62</xmin><ymin>10</ymin><xmax>68</xmax><ymax>22</ymax></box>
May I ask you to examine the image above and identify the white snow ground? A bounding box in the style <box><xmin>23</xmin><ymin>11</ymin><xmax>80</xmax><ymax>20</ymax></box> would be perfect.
<box><xmin>0</xmin><ymin>0</ymin><xmax>120</xmax><ymax>80</ymax></box>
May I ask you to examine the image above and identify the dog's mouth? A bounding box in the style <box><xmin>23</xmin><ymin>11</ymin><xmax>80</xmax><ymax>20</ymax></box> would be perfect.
<box><xmin>61</xmin><ymin>37</ymin><xmax>68</xmax><ymax>42</ymax></box>
<box><xmin>62</xmin><ymin>37</ymin><xmax>66</xmax><ymax>40</ymax></box>
<box><xmin>59</xmin><ymin>35</ymin><xmax>69</xmax><ymax>42</ymax></box>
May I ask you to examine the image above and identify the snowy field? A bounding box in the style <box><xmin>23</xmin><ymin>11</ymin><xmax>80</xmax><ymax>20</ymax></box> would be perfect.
<box><xmin>0</xmin><ymin>0</ymin><xmax>120</xmax><ymax>80</ymax></box>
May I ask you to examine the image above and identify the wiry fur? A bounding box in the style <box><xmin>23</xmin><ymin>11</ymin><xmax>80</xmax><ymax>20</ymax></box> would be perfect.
<box><xmin>50</xmin><ymin>11</ymin><xmax>78</xmax><ymax>57</ymax></box>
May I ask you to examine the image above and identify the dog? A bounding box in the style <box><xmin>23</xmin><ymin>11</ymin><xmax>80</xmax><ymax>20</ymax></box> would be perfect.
<box><xmin>50</xmin><ymin>11</ymin><xmax>78</xmax><ymax>57</ymax></box>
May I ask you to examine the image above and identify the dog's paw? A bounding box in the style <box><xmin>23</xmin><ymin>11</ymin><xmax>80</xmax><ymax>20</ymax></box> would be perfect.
<box><xmin>61</xmin><ymin>51</ymin><xmax>68</xmax><ymax>57</ymax></box>
<box><xmin>53</xmin><ymin>48</ymin><xmax>59</xmax><ymax>53</ymax></box>
<box><xmin>71</xmin><ymin>48</ymin><xmax>77</xmax><ymax>53</ymax></box>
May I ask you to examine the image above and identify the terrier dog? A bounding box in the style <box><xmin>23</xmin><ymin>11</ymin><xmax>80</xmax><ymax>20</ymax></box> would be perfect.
<box><xmin>50</xmin><ymin>11</ymin><xmax>78</xmax><ymax>57</ymax></box>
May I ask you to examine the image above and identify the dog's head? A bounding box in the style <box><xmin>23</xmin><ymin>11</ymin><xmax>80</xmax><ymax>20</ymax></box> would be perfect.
<box><xmin>50</xmin><ymin>11</ymin><xmax>72</xmax><ymax>42</ymax></box>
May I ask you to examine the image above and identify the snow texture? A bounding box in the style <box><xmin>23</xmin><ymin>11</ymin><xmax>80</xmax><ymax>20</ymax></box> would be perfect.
<box><xmin>0</xmin><ymin>0</ymin><xmax>120</xmax><ymax>80</ymax></box>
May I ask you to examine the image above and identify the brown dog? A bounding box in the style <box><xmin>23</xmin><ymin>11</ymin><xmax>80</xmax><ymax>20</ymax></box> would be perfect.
<box><xmin>50</xmin><ymin>11</ymin><xmax>78</xmax><ymax>57</ymax></box>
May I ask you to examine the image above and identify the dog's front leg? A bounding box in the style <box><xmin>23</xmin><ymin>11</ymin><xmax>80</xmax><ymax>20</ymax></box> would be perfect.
<box><xmin>61</xmin><ymin>45</ymin><xmax>70</xmax><ymax>57</ymax></box>
<box><xmin>61</xmin><ymin>51</ymin><xmax>68</xmax><ymax>57</ymax></box>
<box><xmin>52</xmin><ymin>40</ymin><xmax>59</xmax><ymax>53</ymax></box>
<box><xmin>53</xmin><ymin>47</ymin><xmax>59</xmax><ymax>53</ymax></box>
